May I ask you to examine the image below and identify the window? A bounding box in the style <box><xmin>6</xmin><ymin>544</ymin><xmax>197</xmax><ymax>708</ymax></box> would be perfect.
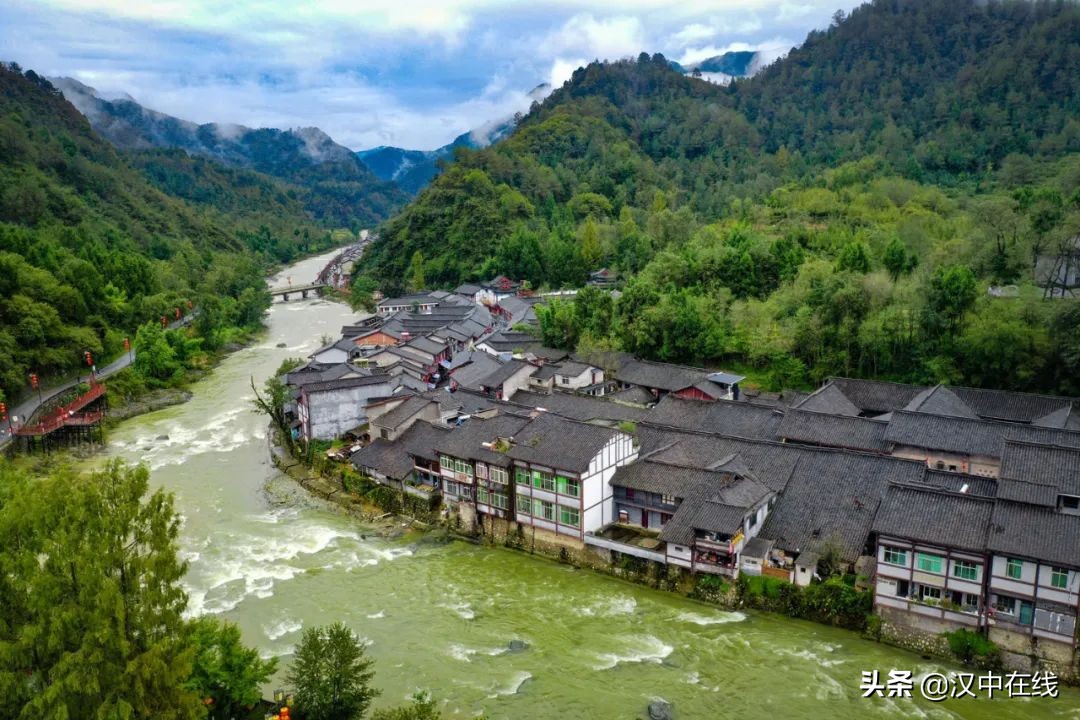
<box><xmin>916</xmin><ymin>552</ymin><xmax>943</xmax><ymax>574</ymax></box>
<box><xmin>560</xmin><ymin>376</ymin><xmax>570</xmax><ymax>385</ymax></box>
<box><xmin>661</xmin><ymin>494</ymin><xmax>676</xmax><ymax>506</ymax></box>
<box><xmin>481</xmin><ymin>490</ymin><xmax>509</xmax><ymax>510</ymax></box>
<box><xmin>454</xmin><ymin>459</ymin><xmax>473</xmax><ymax>476</ymax></box>
<box><xmin>440</xmin><ymin>455</ymin><xmax>454</xmax><ymax>470</ymax></box>
<box><xmin>1006</xmin><ymin>558</ymin><xmax>1023</xmax><ymax>580</ymax></box>
<box><xmin>533</xmin><ymin>471</ymin><xmax>556</xmax><ymax>492</ymax></box>
<box><xmin>993</xmin><ymin>595</ymin><xmax>1016</xmax><ymax>615</ymax></box>
<box><xmin>475</xmin><ymin>463</ymin><xmax>488</xmax><ymax>479</ymax></box>
<box><xmin>1051</xmin><ymin>567</ymin><xmax>1069</xmax><ymax>589</ymax></box>
<box><xmin>918</xmin><ymin>585</ymin><xmax>941</xmax><ymax>602</ymax></box>
<box><xmin>882</xmin><ymin>546</ymin><xmax>907</xmax><ymax>566</ymax></box>
<box><xmin>953</xmin><ymin>560</ymin><xmax>978</xmax><ymax>582</ymax></box>
<box><xmin>895</xmin><ymin>579</ymin><xmax>910</xmax><ymax>598</ymax></box>
<box><xmin>490</xmin><ymin>467</ymin><xmax>508</xmax><ymax>484</ymax></box>
<box><xmin>948</xmin><ymin>464</ymin><xmax>957</xmax><ymax>472</ymax></box>
<box><xmin>556</xmin><ymin>476</ymin><xmax>580</xmax><ymax>497</ymax></box>
<box><xmin>516</xmin><ymin>493</ymin><xmax>532</xmax><ymax>514</ymax></box>
<box><xmin>1061</xmin><ymin>495</ymin><xmax>1080</xmax><ymax>511</ymax></box>
<box><xmin>533</xmin><ymin>499</ymin><xmax>555</xmax><ymax>521</ymax></box>
<box><xmin>516</xmin><ymin>468</ymin><xmax>529</xmax><ymax>485</ymax></box>
<box><xmin>559</xmin><ymin>504</ymin><xmax>580</xmax><ymax>527</ymax></box>
<box><xmin>935</xmin><ymin>461</ymin><xmax>945</xmax><ymax>470</ymax></box>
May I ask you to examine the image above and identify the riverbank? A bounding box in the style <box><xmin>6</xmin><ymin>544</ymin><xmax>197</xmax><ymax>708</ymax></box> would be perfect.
<box><xmin>266</xmin><ymin>426</ymin><xmax>1042</xmax><ymax>684</ymax></box>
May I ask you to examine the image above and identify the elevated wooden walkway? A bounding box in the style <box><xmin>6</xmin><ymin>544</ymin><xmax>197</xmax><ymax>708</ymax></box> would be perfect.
<box><xmin>14</xmin><ymin>382</ymin><xmax>106</xmax><ymax>437</ymax></box>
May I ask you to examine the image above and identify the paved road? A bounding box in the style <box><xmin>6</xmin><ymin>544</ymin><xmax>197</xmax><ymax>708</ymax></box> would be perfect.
<box><xmin>0</xmin><ymin>315</ymin><xmax>193</xmax><ymax>447</ymax></box>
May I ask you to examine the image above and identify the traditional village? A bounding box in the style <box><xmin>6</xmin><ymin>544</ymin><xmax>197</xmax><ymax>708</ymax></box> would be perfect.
<box><xmin>276</xmin><ymin>273</ymin><xmax>1080</xmax><ymax>677</ymax></box>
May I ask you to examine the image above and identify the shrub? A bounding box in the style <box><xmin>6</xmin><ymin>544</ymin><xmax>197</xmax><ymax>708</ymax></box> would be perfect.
<box><xmin>945</xmin><ymin>629</ymin><xmax>1000</xmax><ymax>668</ymax></box>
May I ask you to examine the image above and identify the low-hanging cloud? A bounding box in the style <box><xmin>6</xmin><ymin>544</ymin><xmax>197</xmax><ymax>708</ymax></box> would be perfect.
<box><xmin>2</xmin><ymin>0</ymin><xmax>864</xmax><ymax>150</ymax></box>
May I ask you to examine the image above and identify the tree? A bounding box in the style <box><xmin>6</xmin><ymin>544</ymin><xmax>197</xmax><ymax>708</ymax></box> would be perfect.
<box><xmin>350</xmin><ymin>276</ymin><xmax>378</xmax><ymax>313</ymax></box>
<box><xmin>251</xmin><ymin>357</ymin><xmax>303</xmax><ymax>438</ymax></box>
<box><xmin>407</xmin><ymin>251</ymin><xmax>426</xmax><ymax>292</ymax></box>
<box><xmin>0</xmin><ymin>460</ymin><xmax>204</xmax><ymax>719</ymax></box>
<box><xmin>371</xmin><ymin>693</ymin><xmax>442</xmax><ymax>720</ymax></box>
<box><xmin>287</xmin><ymin>623</ymin><xmax>379</xmax><ymax>720</ymax></box>
<box><xmin>882</xmin><ymin>237</ymin><xmax>909</xmax><ymax>281</ymax></box>
<box><xmin>134</xmin><ymin>319</ymin><xmax>182</xmax><ymax>385</ymax></box>
<box><xmin>835</xmin><ymin>241</ymin><xmax>871</xmax><ymax>273</ymax></box>
<box><xmin>187</xmin><ymin>618</ymin><xmax>278</xmax><ymax>719</ymax></box>
<box><xmin>923</xmin><ymin>265</ymin><xmax>978</xmax><ymax>339</ymax></box>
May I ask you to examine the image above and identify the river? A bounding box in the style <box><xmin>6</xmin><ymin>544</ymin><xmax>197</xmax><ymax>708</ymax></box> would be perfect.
<box><xmin>96</xmin><ymin>250</ymin><xmax>1076</xmax><ymax>719</ymax></box>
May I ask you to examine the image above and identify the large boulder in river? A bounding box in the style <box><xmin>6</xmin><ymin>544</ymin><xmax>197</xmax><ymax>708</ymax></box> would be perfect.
<box><xmin>508</xmin><ymin>639</ymin><xmax>529</xmax><ymax>653</ymax></box>
<box><xmin>648</xmin><ymin>700</ymin><xmax>673</xmax><ymax>720</ymax></box>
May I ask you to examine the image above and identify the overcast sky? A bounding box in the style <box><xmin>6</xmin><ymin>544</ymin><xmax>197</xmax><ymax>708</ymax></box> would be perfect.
<box><xmin>1</xmin><ymin>0</ymin><xmax>862</xmax><ymax>151</ymax></box>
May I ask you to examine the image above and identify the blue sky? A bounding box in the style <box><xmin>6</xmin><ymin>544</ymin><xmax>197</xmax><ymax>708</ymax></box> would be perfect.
<box><xmin>1</xmin><ymin>0</ymin><xmax>863</xmax><ymax>151</ymax></box>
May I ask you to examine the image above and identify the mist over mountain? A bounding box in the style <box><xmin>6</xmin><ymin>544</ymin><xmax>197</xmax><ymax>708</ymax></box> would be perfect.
<box><xmin>358</xmin><ymin>83</ymin><xmax>553</xmax><ymax>195</ymax></box>
<box><xmin>53</xmin><ymin>77</ymin><xmax>408</xmax><ymax>226</ymax></box>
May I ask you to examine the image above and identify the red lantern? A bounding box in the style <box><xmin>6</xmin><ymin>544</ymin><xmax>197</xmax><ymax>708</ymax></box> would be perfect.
<box><xmin>84</xmin><ymin>351</ymin><xmax>93</xmax><ymax>366</ymax></box>
<box><xmin>161</xmin><ymin>316</ymin><xmax>168</xmax><ymax>328</ymax></box>
<box><xmin>29</xmin><ymin>373</ymin><xmax>38</xmax><ymax>389</ymax></box>
<box><xmin>175</xmin><ymin>307</ymin><xmax>181</xmax><ymax>320</ymax></box>
<box><xmin>123</xmin><ymin>337</ymin><xmax>130</xmax><ymax>351</ymax></box>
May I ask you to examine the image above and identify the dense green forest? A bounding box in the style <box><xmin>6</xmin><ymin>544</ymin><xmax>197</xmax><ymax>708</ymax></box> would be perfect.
<box><xmin>0</xmin><ymin>63</ymin><xmax>341</xmax><ymax>403</ymax></box>
<box><xmin>359</xmin><ymin>0</ymin><xmax>1080</xmax><ymax>395</ymax></box>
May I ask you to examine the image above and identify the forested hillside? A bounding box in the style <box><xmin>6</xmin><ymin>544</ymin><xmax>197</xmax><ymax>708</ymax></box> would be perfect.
<box><xmin>358</xmin><ymin>0</ymin><xmax>1080</xmax><ymax>395</ymax></box>
<box><xmin>0</xmin><ymin>63</ymin><xmax>335</xmax><ymax>402</ymax></box>
<box><xmin>54</xmin><ymin>77</ymin><xmax>408</xmax><ymax>227</ymax></box>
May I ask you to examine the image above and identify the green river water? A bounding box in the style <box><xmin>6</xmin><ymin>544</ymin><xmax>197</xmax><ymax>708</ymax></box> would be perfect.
<box><xmin>94</xmin><ymin>250</ymin><xmax>1077</xmax><ymax>719</ymax></box>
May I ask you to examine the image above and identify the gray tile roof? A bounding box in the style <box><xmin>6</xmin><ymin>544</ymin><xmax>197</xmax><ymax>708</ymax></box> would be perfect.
<box><xmin>373</xmin><ymin>395</ymin><xmax>435</xmax><ymax>431</ymax></box>
<box><xmin>915</xmin><ymin>470</ymin><xmax>997</xmax><ymax>498</ymax></box>
<box><xmin>615</xmin><ymin>358</ymin><xmax>708</xmax><ymax>393</ymax></box>
<box><xmin>758</xmin><ymin>450</ymin><xmax>925</xmax><ymax>560</ymax></box>
<box><xmin>996</xmin><ymin>478</ymin><xmax>1059</xmax><ymax>507</ymax></box>
<box><xmin>827</xmin><ymin>378</ymin><xmax>926</xmax><ymax>414</ymax></box>
<box><xmin>449</xmin><ymin>353</ymin><xmax>505</xmax><ymax>390</ymax></box>
<box><xmin>608</xmin><ymin>386</ymin><xmax>656</xmax><ymax>406</ymax></box>
<box><xmin>1032</xmin><ymin>404</ymin><xmax>1080</xmax><ymax>430</ymax></box>
<box><xmin>301</xmin><ymin>373</ymin><xmax>393</xmax><ymax>394</ymax></box>
<box><xmin>351</xmin><ymin>421</ymin><xmax>451</xmax><ymax>478</ymax></box>
<box><xmin>950</xmin><ymin>386</ymin><xmax>1076</xmax><ymax>424</ymax></box>
<box><xmin>883</xmin><ymin>411</ymin><xmax>1080</xmax><ymax>458</ymax></box>
<box><xmin>647</xmin><ymin>396</ymin><xmax>782</xmax><ymax>440</ymax></box>
<box><xmin>660</xmin><ymin>502</ymin><xmax>747</xmax><ymax>545</ymax></box>
<box><xmin>506</xmin><ymin>390</ymin><xmax>649</xmax><ymax>424</ymax></box>
<box><xmin>433</xmin><ymin>415</ymin><xmax>531</xmax><ymax>466</ymax></box>
<box><xmin>872</xmin><ymin>484</ymin><xmax>994</xmax><ymax>552</ymax></box>
<box><xmin>904</xmin><ymin>385</ymin><xmax>979</xmax><ymax>419</ymax></box>
<box><xmin>505</xmin><ymin>413</ymin><xmax>623</xmax><ymax>474</ymax></box>
<box><xmin>636</xmin><ymin>426</ymin><xmax>801</xmax><ymax>492</ymax></box>
<box><xmin>987</xmin><ymin>501</ymin><xmax>1080</xmax><ymax>568</ymax></box>
<box><xmin>778</xmin><ymin>409</ymin><xmax>888</xmax><ymax>451</ymax></box>
<box><xmin>999</xmin><ymin>440</ymin><xmax>1080</xmax><ymax>495</ymax></box>
<box><xmin>742</xmin><ymin>536</ymin><xmax>775</xmax><ymax>559</ymax></box>
<box><xmin>795</xmin><ymin>383</ymin><xmax>862</xmax><ymax>416</ymax></box>
<box><xmin>479</xmin><ymin>360</ymin><xmax>534</xmax><ymax>389</ymax></box>
<box><xmin>351</xmin><ymin>438</ymin><xmax>413</xmax><ymax>479</ymax></box>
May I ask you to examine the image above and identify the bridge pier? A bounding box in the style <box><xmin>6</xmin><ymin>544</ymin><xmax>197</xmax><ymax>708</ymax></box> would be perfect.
<box><xmin>282</xmin><ymin>293</ymin><xmax>290</xmax><ymax>302</ymax></box>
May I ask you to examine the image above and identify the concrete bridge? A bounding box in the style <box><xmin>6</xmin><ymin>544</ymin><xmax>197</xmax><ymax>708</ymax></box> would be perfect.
<box><xmin>269</xmin><ymin>282</ymin><xmax>329</xmax><ymax>301</ymax></box>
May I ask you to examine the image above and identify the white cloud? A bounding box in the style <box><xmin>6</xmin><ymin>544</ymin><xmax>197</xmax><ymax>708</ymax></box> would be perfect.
<box><xmin>543</xmin><ymin>13</ymin><xmax>645</xmax><ymax>60</ymax></box>
<box><xmin>5</xmin><ymin>0</ymin><xmax>867</xmax><ymax>149</ymax></box>
<box><xmin>670</xmin><ymin>22</ymin><xmax>716</xmax><ymax>47</ymax></box>
<box><xmin>548</xmin><ymin>57</ymin><xmax>588</xmax><ymax>88</ymax></box>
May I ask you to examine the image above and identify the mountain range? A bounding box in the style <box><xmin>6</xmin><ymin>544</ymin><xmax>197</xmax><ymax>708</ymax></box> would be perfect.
<box><xmin>52</xmin><ymin>77</ymin><xmax>408</xmax><ymax>227</ymax></box>
<box><xmin>357</xmin><ymin>83</ymin><xmax>553</xmax><ymax>194</ymax></box>
<box><xmin>670</xmin><ymin>49</ymin><xmax>763</xmax><ymax>84</ymax></box>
